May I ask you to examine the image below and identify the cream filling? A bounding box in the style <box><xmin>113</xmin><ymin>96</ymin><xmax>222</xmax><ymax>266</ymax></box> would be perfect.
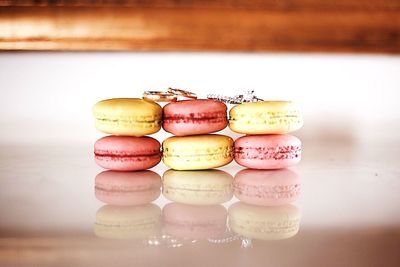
<box><xmin>163</xmin><ymin>148</ymin><xmax>233</xmax><ymax>160</ymax></box>
<box><xmin>230</xmin><ymin>111</ymin><xmax>302</xmax><ymax>125</ymax></box>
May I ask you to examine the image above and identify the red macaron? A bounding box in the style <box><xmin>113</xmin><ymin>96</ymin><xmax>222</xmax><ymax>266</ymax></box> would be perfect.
<box><xmin>94</xmin><ymin>135</ymin><xmax>161</xmax><ymax>171</ymax></box>
<box><xmin>163</xmin><ymin>99</ymin><xmax>228</xmax><ymax>136</ymax></box>
<box><xmin>234</xmin><ymin>134</ymin><xmax>301</xmax><ymax>169</ymax></box>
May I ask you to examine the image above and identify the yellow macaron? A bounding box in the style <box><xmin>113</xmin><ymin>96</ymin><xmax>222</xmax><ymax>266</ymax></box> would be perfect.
<box><xmin>229</xmin><ymin>101</ymin><xmax>303</xmax><ymax>134</ymax></box>
<box><xmin>93</xmin><ymin>98</ymin><xmax>162</xmax><ymax>136</ymax></box>
<box><xmin>162</xmin><ymin>134</ymin><xmax>234</xmax><ymax>170</ymax></box>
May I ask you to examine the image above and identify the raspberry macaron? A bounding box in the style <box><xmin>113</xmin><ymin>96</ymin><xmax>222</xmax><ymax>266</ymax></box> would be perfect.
<box><xmin>163</xmin><ymin>99</ymin><xmax>228</xmax><ymax>136</ymax></box>
<box><xmin>234</xmin><ymin>134</ymin><xmax>301</xmax><ymax>169</ymax></box>
<box><xmin>94</xmin><ymin>135</ymin><xmax>161</xmax><ymax>171</ymax></box>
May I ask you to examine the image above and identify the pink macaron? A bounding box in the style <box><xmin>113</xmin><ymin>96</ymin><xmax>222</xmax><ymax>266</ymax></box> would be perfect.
<box><xmin>233</xmin><ymin>169</ymin><xmax>301</xmax><ymax>206</ymax></box>
<box><xmin>163</xmin><ymin>99</ymin><xmax>227</xmax><ymax>136</ymax></box>
<box><xmin>94</xmin><ymin>135</ymin><xmax>161</xmax><ymax>171</ymax></box>
<box><xmin>162</xmin><ymin>203</ymin><xmax>227</xmax><ymax>239</ymax></box>
<box><xmin>234</xmin><ymin>134</ymin><xmax>301</xmax><ymax>169</ymax></box>
<box><xmin>95</xmin><ymin>170</ymin><xmax>162</xmax><ymax>206</ymax></box>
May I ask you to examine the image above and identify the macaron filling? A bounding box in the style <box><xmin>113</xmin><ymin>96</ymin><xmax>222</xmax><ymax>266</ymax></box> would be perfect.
<box><xmin>163</xmin><ymin>146</ymin><xmax>233</xmax><ymax>159</ymax></box>
<box><xmin>164</xmin><ymin>111</ymin><xmax>226</xmax><ymax>124</ymax></box>
<box><xmin>95</xmin><ymin>115</ymin><xmax>161</xmax><ymax>127</ymax></box>
<box><xmin>230</xmin><ymin>115</ymin><xmax>302</xmax><ymax>125</ymax></box>
<box><xmin>235</xmin><ymin>146</ymin><xmax>301</xmax><ymax>160</ymax></box>
<box><xmin>95</xmin><ymin>151</ymin><xmax>161</xmax><ymax>162</ymax></box>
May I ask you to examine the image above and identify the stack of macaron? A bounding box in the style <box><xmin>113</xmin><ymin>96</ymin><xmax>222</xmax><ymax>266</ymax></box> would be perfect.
<box><xmin>162</xmin><ymin>99</ymin><xmax>234</xmax><ymax>170</ymax></box>
<box><xmin>92</xmin><ymin>98</ymin><xmax>236</xmax><ymax>171</ymax></box>
<box><xmin>229</xmin><ymin>101</ymin><xmax>303</xmax><ymax>170</ymax></box>
<box><xmin>92</xmin><ymin>98</ymin><xmax>303</xmax><ymax>171</ymax></box>
<box><xmin>93</xmin><ymin>98</ymin><xmax>163</xmax><ymax>171</ymax></box>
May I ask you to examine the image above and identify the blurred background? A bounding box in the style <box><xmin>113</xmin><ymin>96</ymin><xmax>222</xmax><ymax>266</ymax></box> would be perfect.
<box><xmin>0</xmin><ymin>52</ymin><xmax>400</xmax><ymax>147</ymax></box>
<box><xmin>1</xmin><ymin>0</ymin><xmax>399</xmax><ymax>145</ymax></box>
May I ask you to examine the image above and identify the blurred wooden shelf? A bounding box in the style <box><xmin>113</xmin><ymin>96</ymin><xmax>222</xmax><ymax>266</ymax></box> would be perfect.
<box><xmin>0</xmin><ymin>0</ymin><xmax>399</xmax><ymax>52</ymax></box>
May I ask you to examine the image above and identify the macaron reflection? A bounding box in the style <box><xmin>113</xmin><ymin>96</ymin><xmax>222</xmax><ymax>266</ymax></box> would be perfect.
<box><xmin>95</xmin><ymin>170</ymin><xmax>162</xmax><ymax>206</ymax></box>
<box><xmin>228</xmin><ymin>202</ymin><xmax>301</xmax><ymax>240</ymax></box>
<box><xmin>162</xmin><ymin>169</ymin><xmax>233</xmax><ymax>205</ymax></box>
<box><xmin>94</xmin><ymin>204</ymin><xmax>161</xmax><ymax>239</ymax></box>
<box><xmin>234</xmin><ymin>169</ymin><xmax>301</xmax><ymax>206</ymax></box>
<box><xmin>162</xmin><ymin>202</ymin><xmax>228</xmax><ymax>240</ymax></box>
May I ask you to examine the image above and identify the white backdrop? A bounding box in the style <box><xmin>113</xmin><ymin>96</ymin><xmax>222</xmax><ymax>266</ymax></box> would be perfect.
<box><xmin>0</xmin><ymin>52</ymin><xmax>399</xmax><ymax>145</ymax></box>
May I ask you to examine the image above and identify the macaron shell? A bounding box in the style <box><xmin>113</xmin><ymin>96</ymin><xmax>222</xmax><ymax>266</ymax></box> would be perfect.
<box><xmin>94</xmin><ymin>204</ymin><xmax>162</xmax><ymax>239</ymax></box>
<box><xmin>229</xmin><ymin>101</ymin><xmax>303</xmax><ymax>134</ymax></box>
<box><xmin>163</xmin><ymin>99</ymin><xmax>227</xmax><ymax>136</ymax></box>
<box><xmin>93</xmin><ymin>98</ymin><xmax>162</xmax><ymax>136</ymax></box>
<box><xmin>234</xmin><ymin>134</ymin><xmax>301</xmax><ymax>169</ymax></box>
<box><xmin>162</xmin><ymin>203</ymin><xmax>227</xmax><ymax>239</ymax></box>
<box><xmin>162</xmin><ymin>134</ymin><xmax>234</xmax><ymax>170</ymax></box>
<box><xmin>228</xmin><ymin>202</ymin><xmax>301</xmax><ymax>240</ymax></box>
<box><xmin>94</xmin><ymin>135</ymin><xmax>161</xmax><ymax>171</ymax></box>
<box><xmin>233</xmin><ymin>169</ymin><xmax>301</xmax><ymax>206</ymax></box>
<box><xmin>95</xmin><ymin>170</ymin><xmax>162</xmax><ymax>206</ymax></box>
<box><xmin>162</xmin><ymin>169</ymin><xmax>233</xmax><ymax>205</ymax></box>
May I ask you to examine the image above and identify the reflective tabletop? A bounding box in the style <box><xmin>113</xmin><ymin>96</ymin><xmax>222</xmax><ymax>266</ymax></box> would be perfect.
<box><xmin>1</xmin><ymin>138</ymin><xmax>399</xmax><ymax>267</ymax></box>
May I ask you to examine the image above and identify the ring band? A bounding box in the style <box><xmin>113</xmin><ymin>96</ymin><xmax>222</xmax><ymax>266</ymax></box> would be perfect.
<box><xmin>143</xmin><ymin>91</ymin><xmax>177</xmax><ymax>102</ymax></box>
<box><xmin>168</xmin><ymin>88</ymin><xmax>197</xmax><ymax>99</ymax></box>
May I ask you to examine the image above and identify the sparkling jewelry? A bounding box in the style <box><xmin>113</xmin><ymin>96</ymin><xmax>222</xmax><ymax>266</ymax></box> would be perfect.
<box><xmin>167</xmin><ymin>87</ymin><xmax>197</xmax><ymax>99</ymax></box>
<box><xmin>143</xmin><ymin>88</ymin><xmax>263</xmax><ymax>104</ymax></box>
<box><xmin>143</xmin><ymin>88</ymin><xmax>197</xmax><ymax>102</ymax></box>
<box><xmin>143</xmin><ymin>91</ymin><xmax>177</xmax><ymax>102</ymax></box>
<box><xmin>207</xmin><ymin>90</ymin><xmax>264</xmax><ymax>104</ymax></box>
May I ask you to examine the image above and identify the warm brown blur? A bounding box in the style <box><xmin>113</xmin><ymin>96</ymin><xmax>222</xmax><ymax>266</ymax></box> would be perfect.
<box><xmin>0</xmin><ymin>0</ymin><xmax>399</xmax><ymax>52</ymax></box>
